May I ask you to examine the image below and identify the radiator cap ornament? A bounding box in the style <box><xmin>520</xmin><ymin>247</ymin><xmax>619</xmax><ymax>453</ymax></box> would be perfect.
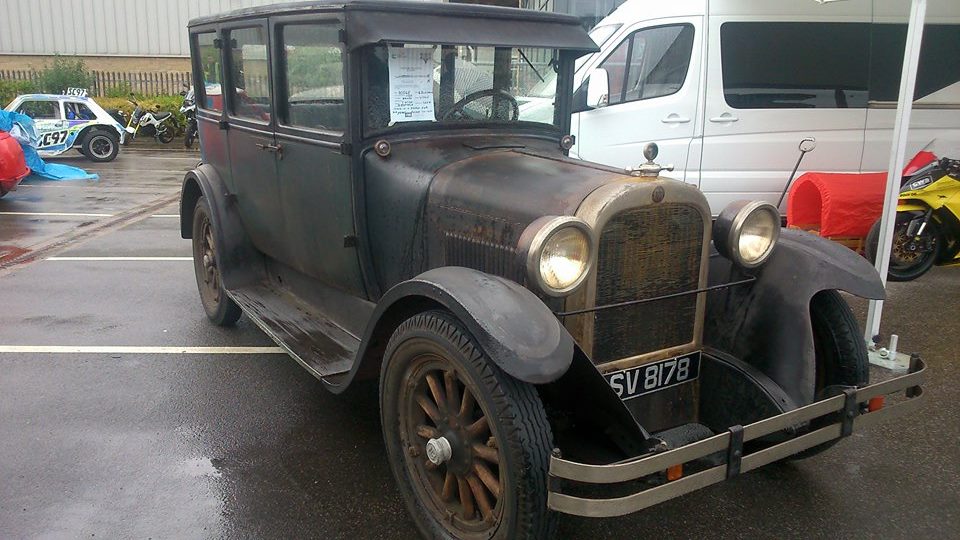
<box><xmin>628</xmin><ymin>142</ymin><xmax>674</xmax><ymax>178</ymax></box>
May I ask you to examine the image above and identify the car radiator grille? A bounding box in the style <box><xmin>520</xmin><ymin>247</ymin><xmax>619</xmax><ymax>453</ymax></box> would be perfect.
<box><xmin>591</xmin><ymin>204</ymin><xmax>704</xmax><ymax>365</ymax></box>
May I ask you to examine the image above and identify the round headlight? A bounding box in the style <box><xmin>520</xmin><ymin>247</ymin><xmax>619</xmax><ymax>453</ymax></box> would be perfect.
<box><xmin>524</xmin><ymin>217</ymin><xmax>593</xmax><ymax>295</ymax></box>
<box><xmin>714</xmin><ymin>200</ymin><xmax>780</xmax><ymax>268</ymax></box>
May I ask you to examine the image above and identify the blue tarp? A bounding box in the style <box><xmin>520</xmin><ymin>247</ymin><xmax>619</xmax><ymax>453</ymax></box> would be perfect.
<box><xmin>0</xmin><ymin>109</ymin><xmax>98</xmax><ymax>181</ymax></box>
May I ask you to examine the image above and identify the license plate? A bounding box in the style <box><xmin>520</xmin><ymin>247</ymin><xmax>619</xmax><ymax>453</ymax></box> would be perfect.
<box><xmin>604</xmin><ymin>351</ymin><xmax>701</xmax><ymax>401</ymax></box>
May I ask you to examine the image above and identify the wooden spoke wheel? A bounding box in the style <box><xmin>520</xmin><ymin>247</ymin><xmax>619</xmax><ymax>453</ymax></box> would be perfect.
<box><xmin>380</xmin><ymin>311</ymin><xmax>555</xmax><ymax>540</ymax></box>
<box><xmin>191</xmin><ymin>196</ymin><xmax>241</xmax><ymax>326</ymax></box>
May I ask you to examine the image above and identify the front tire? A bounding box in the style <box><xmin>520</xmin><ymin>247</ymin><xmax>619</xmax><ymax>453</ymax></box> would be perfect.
<box><xmin>865</xmin><ymin>215</ymin><xmax>941</xmax><ymax>281</ymax></box>
<box><xmin>380</xmin><ymin>311</ymin><xmax>556</xmax><ymax>540</ymax></box>
<box><xmin>82</xmin><ymin>131</ymin><xmax>119</xmax><ymax>162</ymax></box>
<box><xmin>191</xmin><ymin>196</ymin><xmax>242</xmax><ymax>326</ymax></box>
<box><xmin>789</xmin><ymin>290</ymin><xmax>868</xmax><ymax>460</ymax></box>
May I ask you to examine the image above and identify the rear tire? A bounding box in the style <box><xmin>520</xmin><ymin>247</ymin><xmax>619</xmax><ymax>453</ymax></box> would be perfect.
<box><xmin>191</xmin><ymin>196</ymin><xmax>242</xmax><ymax>326</ymax></box>
<box><xmin>158</xmin><ymin>125</ymin><xmax>175</xmax><ymax>144</ymax></box>
<box><xmin>788</xmin><ymin>290</ymin><xmax>868</xmax><ymax>460</ymax></box>
<box><xmin>380</xmin><ymin>311</ymin><xmax>556</xmax><ymax>540</ymax></box>
<box><xmin>82</xmin><ymin>131</ymin><xmax>119</xmax><ymax>162</ymax></box>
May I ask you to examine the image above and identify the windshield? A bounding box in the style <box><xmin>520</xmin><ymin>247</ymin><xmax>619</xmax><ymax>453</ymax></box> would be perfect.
<box><xmin>362</xmin><ymin>43</ymin><xmax>560</xmax><ymax>133</ymax></box>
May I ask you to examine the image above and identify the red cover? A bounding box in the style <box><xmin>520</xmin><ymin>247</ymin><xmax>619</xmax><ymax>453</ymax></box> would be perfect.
<box><xmin>787</xmin><ymin>172</ymin><xmax>887</xmax><ymax>237</ymax></box>
<box><xmin>0</xmin><ymin>131</ymin><xmax>30</xmax><ymax>194</ymax></box>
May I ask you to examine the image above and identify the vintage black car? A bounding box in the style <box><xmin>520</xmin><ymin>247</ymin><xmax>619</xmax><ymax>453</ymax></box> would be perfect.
<box><xmin>180</xmin><ymin>1</ymin><xmax>925</xmax><ymax>538</ymax></box>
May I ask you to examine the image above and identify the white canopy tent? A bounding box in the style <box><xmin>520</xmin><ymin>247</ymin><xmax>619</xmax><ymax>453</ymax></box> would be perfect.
<box><xmin>818</xmin><ymin>0</ymin><xmax>928</xmax><ymax>369</ymax></box>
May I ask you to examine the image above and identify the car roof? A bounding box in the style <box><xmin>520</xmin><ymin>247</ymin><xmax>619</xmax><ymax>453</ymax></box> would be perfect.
<box><xmin>16</xmin><ymin>94</ymin><xmax>91</xmax><ymax>102</ymax></box>
<box><xmin>189</xmin><ymin>0</ymin><xmax>599</xmax><ymax>55</ymax></box>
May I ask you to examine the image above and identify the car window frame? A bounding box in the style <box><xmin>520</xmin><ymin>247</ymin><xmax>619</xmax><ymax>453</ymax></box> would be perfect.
<box><xmin>191</xmin><ymin>27</ymin><xmax>226</xmax><ymax>116</ymax></box>
<box><xmin>223</xmin><ymin>20</ymin><xmax>276</xmax><ymax>129</ymax></box>
<box><xmin>271</xmin><ymin>14</ymin><xmax>347</xmax><ymax>144</ymax></box>
<box><xmin>598</xmin><ymin>22</ymin><xmax>696</xmax><ymax>107</ymax></box>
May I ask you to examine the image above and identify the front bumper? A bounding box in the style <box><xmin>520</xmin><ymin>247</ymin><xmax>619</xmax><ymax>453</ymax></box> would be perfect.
<box><xmin>547</xmin><ymin>356</ymin><xmax>926</xmax><ymax>517</ymax></box>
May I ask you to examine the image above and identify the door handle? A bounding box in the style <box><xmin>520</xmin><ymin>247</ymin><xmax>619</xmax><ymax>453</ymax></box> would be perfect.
<box><xmin>709</xmin><ymin>113</ymin><xmax>739</xmax><ymax>123</ymax></box>
<box><xmin>661</xmin><ymin>114</ymin><xmax>691</xmax><ymax>124</ymax></box>
<box><xmin>256</xmin><ymin>142</ymin><xmax>283</xmax><ymax>159</ymax></box>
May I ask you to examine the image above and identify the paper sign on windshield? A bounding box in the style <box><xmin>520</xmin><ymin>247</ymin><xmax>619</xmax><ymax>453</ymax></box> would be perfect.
<box><xmin>388</xmin><ymin>46</ymin><xmax>435</xmax><ymax>125</ymax></box>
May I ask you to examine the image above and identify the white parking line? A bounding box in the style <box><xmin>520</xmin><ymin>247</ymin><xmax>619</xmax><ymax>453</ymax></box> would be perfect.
<box><xmin>0</xmin><ymin>211</ymin><xmax>113</xmax><ymax>218</ymax></box>
<box><xmin>46</xmin><ymin>256</ymin><xmax>192</xmax><ymax>261</ymax></box>
<box><xmin>150</xmin><ymin>214</ymin><xmax>180</xmax><ymax>218</ymax></box>
<box><xmin>0</xmin><ymin>346</ymin><xmax>285</xmax><ymax>354</ymax></box>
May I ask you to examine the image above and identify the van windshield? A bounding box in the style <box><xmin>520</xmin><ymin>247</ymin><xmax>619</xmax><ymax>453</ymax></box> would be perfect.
<box><xmin>362</xmin><ymin>43</ymin><xmax>560</xmax><ymax>133</ymax></box>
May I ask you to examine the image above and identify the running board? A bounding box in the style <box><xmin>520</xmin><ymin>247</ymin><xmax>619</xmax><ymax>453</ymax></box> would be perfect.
<box><xmin>228</xmin><ymin>283</ymin><xmax>358</xmax><ymax>379</ymax></box>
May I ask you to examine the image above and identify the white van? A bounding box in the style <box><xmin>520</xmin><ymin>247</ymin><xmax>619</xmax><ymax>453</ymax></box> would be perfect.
<box><xmin>567</xmin><ymin>0</ymin><xmax>960</xmax><ymax>215</ymax></box>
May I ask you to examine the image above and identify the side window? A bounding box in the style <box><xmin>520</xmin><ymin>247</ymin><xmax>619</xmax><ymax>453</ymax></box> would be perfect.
<box><xmin>195</xmin><ymin>32</ymin><xmax>224</xmax><ymax>112</ymax></box>
<box><xmin>720</xmin><ymin>22</ymin><xmax>869</xmax><ymax>109</ymax></box>
<box><xmin>229</xmin><ymin>26</ymin><xmax>272</xmax><ymax>122</ymax></box>
<box><xmin>64</xmin><ymin>102</ymin><xmax>95</xmax><ymax>120</ymax></box>
<box><xmin>600</xmin><ymin>24</ymin><xmax>694</xmax><ymax>106</ymax></box>
<box><xmin>870</xmin><ymin>23</ymin><xmax>960</xmax><ymax>102</ymax></box>
<box><xmin>17</xmin><ymin>100</ymin><xmax>60</xmax><ymax>119</ymax></box>
<box><xmin>280</xmin><ymin>23</ymin><xmax>345</xmax><ymax>132</ymax></box>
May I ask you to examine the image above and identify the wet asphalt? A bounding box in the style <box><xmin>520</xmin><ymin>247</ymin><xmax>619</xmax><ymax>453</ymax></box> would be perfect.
<box><xmin>0</xmin><ymin>148</ymin><xmax>957</xmax><ymax>539</ymax></box>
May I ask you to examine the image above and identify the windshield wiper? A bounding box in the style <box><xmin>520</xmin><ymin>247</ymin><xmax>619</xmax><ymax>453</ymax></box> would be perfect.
<box><xmin>517</xmin><ymin>48</ymin><xmax>544</xmax><ymax>83</ymax></box>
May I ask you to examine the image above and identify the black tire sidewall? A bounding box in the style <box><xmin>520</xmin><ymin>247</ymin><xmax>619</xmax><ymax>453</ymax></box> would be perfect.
<box><xmin>82</xmin><ymin>131</ymin><xmax>119</xmax><ymax>162</ymax></box>
<box><xmin>380</xmin><ymin>311</ymin><xmax>553</xmax><ymax>540</ymax></box>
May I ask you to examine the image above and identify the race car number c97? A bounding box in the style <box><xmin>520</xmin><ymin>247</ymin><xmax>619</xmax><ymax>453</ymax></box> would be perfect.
<box><xmin>605</xmin><ymin>351</ymin><xmax>701</xmax><ymax>401</ymax></box>
<box><xmin>39</xmin><ymin>130</ymin><xmax>70</xmax><ymax>148</ymax></box>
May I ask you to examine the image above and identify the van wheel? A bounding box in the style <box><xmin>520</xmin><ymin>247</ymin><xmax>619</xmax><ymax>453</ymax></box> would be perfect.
<box><xmin>82</xmin><ymin>131</ymin><xmax>119</xmax><ymax>162</ymax></box>
<box><xmin>788</xmin><ymin>290</ymin><xmax>868</xmax><ymax>460</ymax></box>
<box><xmin>191</xmin><ymin>196</ymin><xmax>241</xmax><ymax>326</ymax></box>
<box><xmin>380</xmin><ymin>311</ymin><xmax>556</xmax><ymax>540</ymax></box>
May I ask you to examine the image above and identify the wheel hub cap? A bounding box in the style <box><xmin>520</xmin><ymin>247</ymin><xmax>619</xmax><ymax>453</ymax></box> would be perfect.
<box><xmin>425</xmin><ymin>436</ymin><xmax>452</xmax><ymax>465</ymax></box>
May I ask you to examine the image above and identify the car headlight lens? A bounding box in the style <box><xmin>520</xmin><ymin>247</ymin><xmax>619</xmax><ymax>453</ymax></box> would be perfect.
<box><xmin>523</xmin><ymin>217</ymin><xmax>593</xmax><ymax>296</ymax></box>
<box><xmin>714</xmin><ymin>200</ymin><xmax>780</xmax><ymax>268</ymax></box>
<box><xmin>540</xmin><ymin>226</ymin><xmax>590</xmax><ymax>291</ymax></box>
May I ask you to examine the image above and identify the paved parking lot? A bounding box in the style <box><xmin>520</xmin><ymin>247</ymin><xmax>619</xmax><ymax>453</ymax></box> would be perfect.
<box><xmin>0</xmin><ymin>149</ymin><xmax>957</xmax><ymax>539</ymax></box>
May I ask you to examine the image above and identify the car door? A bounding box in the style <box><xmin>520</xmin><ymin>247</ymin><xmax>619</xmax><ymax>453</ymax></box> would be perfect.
<box><xmin>223</xmin><ymin>22</ymin><xmax>290</xmax><ymax>263</ymax></box>
<box><xmin>572</xmin><ymin>19</ymin><xmax>702</xmax><ymax>182</ymax></box>
<box><xmin>271</xmin><ymin>18</ymin><xmax>365</xmax><ymax>296</ymax></box>
<box><xmin>698</xmin><ymin>19</ymin><xmax>870</xmax><ymax>215</ymax></box>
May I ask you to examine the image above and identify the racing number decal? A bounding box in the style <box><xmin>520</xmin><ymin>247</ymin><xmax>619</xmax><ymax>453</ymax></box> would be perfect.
<box><xmin>39</xmin><ymin>130</ymin><xmax>70</xmax><ymax>148</ymax></box>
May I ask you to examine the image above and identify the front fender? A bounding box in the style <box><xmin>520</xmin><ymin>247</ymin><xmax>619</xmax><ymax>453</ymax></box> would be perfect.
<box><xmin>704</xmin><ymin>228</ymin><xmax>884</xmax><ymax>406</ymax></box>
<box><xmin>352</xmin><ymin>267</ymin><xmax>575</xmax><ymax>387</ymax></box>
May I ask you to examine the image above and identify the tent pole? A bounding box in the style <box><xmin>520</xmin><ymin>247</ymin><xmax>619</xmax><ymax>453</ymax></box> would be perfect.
<box><xmin>864</xmin><ymin>0</ymin><xmax>927</xmax><ymax>345</ymax></box>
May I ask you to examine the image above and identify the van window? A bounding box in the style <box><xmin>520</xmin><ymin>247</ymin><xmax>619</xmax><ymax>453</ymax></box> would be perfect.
<box><xmin>228</xmin><ymin>27</ymin><xmax>272</xmax><ymax>122</ymax></box>
<box><xmin>280</xmin><ymin>23</ymin><xmax>345</xmax><ymax>133</ymax></box>
<box><xmin>869</xmin><ymin>23</ymin><xmax>960</xmax><ymax>102</ymax></box>
<box><xmin>599</xmin><ymin>24</ymin><xmax>694</xmax><ymax>106</ymax></box>
<box><xmin>195</xmin><ymin>32</ymin><xmax>224</xmax><ymax>112</ymax></box>
<box><xmin>720</xmin><ymin>22</ymin><xmax>869</xmax><ymax>109</ymax></box>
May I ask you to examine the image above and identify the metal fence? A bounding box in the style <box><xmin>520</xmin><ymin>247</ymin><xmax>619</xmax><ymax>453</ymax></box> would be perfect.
<box><xmin>0</xmin><ymin>69</ymin><xmax>192</xmax><ymax>97</ymax></box>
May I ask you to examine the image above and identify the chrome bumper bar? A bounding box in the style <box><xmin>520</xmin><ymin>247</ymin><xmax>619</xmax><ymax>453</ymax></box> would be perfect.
<box><xmin>547</xmin><ymin>357</ymin><xmax>926</xmax><ymax>518</ymax></box>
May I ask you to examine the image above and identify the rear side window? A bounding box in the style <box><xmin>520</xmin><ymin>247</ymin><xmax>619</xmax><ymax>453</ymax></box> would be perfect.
<box><xmin>870</xmin><ymin>23</ymin><xmax>960</xmax><ymax>102</ymax></box>
<box><xmin>228</xmin><ymin>26</ymin><xmax>272</xmax><ymax>122</ymax></box>
<box><xmin>279</xmin><ymin>23</ymin><xmax>345</xmax><ymax>132</ymax></box>
<box><xmin>599</xmin><ymin>24</ymin><xmax>694</xmax><ymax>106</ymax></box>
<box><xmin>17</xmin><ymin>100</ymin><xmax>60</xmax><ymax>119</ymax></box>
<box><xmin>195</xmin><ymin>32</ymin><xmax>224</xmax><ymax>112</ymax></box>
<box><xmin>720</xmin><ymin>22</ymin><xmax>869</xmax><ymax>109</ymax></box>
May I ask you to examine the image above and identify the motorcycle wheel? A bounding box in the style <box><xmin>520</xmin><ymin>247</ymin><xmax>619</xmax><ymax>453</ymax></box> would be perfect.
<box><xmin>184</xmin><ymin>125</ymin><xmax>197</xmax><ymax>149</ymax></box>
<box><xmin>865</xmin><ymin>214</ymin><xmax>941</xmax><ymax>281</ymax></box>
<box><xmin>158</xmin><ymin>127</ymin><xmax>175</xmax><ymax>144</ymax></box>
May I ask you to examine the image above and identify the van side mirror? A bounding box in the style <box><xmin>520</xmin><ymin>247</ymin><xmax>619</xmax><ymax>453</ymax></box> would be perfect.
<box><xmin>586</xmin><ymin>68</ymin><xmax>610</xmax><ymax>109</ymax></box>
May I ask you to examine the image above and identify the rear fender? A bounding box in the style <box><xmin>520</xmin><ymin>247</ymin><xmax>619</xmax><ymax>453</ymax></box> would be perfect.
<box><xmin>704</xmin><ymin>228</ymin><xmax>884</xmax><ymax>406</ymax></box>
<box><xmin>344</xmin><ymin>267</ymin><xmax>575</xmax><ymax>389</ymax></box>
<box><xmin>179</xmin><ymin>164</ymin><xmax>263</xmax><ymax>289</ymax></box>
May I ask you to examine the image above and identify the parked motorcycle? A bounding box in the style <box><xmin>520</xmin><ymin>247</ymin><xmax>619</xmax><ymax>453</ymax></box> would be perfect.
<box><xmin>866</xmin><ymin>143</ymin><xmax>960</xmax><ymax>281</ymax></box>
<box><xmin>180</xmin><ymin>85</ymin><xmax>197</xmax><ymax>149</ymax></box>
<box><xmin>122</xmin><ymin>95</ymin><xmax>176</xmax><ymax>144</ymax></box>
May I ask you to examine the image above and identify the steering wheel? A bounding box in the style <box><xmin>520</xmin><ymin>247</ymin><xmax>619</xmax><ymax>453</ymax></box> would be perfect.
<box><xmin>442</xmin><ymin>89</ymin><xmax>519</xmax><ymax>121</ymax></box>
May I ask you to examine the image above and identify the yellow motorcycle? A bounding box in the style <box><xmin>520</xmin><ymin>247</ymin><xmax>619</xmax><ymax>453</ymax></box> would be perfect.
<box><xmin>866</xmin><ymin>148</ymin><xmax>960</xmax><ymax>281</ymax></box>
